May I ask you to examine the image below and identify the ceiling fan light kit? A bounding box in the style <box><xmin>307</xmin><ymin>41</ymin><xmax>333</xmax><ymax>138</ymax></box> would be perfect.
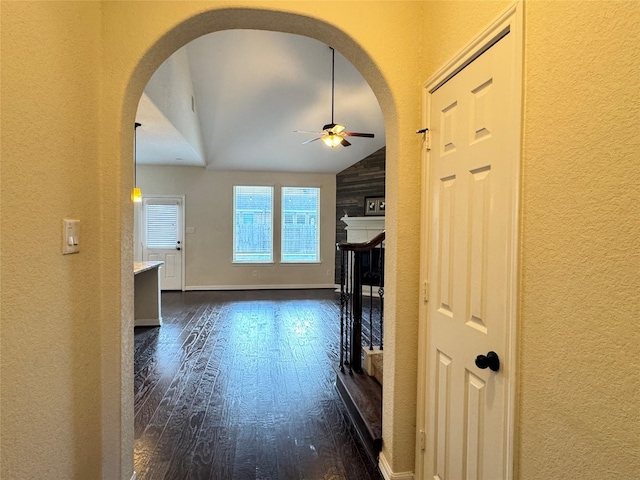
<box><xmin>322</xmin><ymin>133</ymin><xmax>344</xmax><ymax>148</ymax></box>
<box><xmin>296</xmin><ymin>46</ymin><xmax>374</xmax><ymax>148</ymax></box>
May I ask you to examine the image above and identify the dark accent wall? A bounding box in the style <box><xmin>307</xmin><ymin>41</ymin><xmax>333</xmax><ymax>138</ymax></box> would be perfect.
<box><xmin>334</xmin><ymin>147</ymin><xmax>386</xmax><ymax>283</ymax></box>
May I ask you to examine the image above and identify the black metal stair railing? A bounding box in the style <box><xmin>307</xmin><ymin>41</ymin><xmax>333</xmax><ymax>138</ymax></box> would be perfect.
<box><xmin>337</xmin><ymin>231</ymin><xmax>385</xmax><ymax>374</ymax></box>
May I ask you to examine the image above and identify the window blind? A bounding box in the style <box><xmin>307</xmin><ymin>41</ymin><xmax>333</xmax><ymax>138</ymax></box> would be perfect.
<box><xmin>146</xmin><ymin>203</ymin><xmax>178</xmax><ymax>249</ymax></box>
<box><xmin>281</xmin><ymin>187</ymin><xmax>320</xmax><ymax>263</ymax></box>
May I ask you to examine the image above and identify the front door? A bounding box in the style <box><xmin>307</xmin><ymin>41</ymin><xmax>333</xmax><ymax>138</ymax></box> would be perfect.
<box><xmin>420</xmin><ymin>15</ymin><xmax>520</xmax><ymax>480</ymax></box>
<box><xmin>142</xmin><ymin>196</ymin><xmax>184</xmax><ymax>291</ymax></box>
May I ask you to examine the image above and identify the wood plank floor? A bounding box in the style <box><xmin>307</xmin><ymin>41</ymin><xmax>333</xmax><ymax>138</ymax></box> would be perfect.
<box><xmin>134</xmin><ymin>289</ymin><xmax>384</xmax><ymax>480</ymax></box>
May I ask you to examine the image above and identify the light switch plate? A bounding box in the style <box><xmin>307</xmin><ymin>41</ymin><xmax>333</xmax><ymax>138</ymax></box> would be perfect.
<box><xmin>63</xmin><ymin>219</ymin><xmax>80</xmax><ymax>254</ymax></box>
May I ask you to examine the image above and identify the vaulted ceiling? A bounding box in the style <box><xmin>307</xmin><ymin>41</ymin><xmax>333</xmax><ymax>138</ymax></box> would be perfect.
<box><xmin>135</xmin><ymin>30</ymin><xmax>385</xmax><ymax>174</ymax></box>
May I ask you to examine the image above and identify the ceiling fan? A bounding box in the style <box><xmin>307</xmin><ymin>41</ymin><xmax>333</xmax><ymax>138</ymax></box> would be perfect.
<box><xmin>295</xmin><ymin>47</ymin><xmax>375</xmax><ymax>148</ymax></box>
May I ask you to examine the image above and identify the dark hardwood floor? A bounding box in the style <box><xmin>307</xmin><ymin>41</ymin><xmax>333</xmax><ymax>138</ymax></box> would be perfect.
<box><xmin>134</xmin><ymin>289</ymin><xmax>383</xmax><ymax>480</ymax></box>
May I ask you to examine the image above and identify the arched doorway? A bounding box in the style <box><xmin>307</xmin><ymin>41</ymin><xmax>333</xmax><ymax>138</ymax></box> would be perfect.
<box><xmin>114</xmin><ymin>7</ymin><xmax>402</xmax><ymax>480</ymax></box>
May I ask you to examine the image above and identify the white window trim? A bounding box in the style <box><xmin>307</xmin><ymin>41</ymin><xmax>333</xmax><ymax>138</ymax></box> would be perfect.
<box><xmin>232</xmin><ymin>185</ymin><xmax>274</xmax><ymax>264</ymax></box>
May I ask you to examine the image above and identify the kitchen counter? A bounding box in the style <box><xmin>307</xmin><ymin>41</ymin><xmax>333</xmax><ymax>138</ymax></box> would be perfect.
<box><xmin>134</xmin><ymin>261</ymin><xmax>164</xmax><ymax>327</ymax></box>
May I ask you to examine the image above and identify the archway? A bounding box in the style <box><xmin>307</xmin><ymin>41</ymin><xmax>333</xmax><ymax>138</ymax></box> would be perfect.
<box><xmin>115</xmin><ymin>7</ymin><xmax>400</xmax><ymax>479</ymax></box>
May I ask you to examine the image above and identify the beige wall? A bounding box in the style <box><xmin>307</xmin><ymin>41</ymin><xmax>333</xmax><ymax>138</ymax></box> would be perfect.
<box><xmin>518</xmin><ymin>1</ymin><xmax>639</xmax><ymax>477</ymax></box>
<box><xmin>1</xmin><ymin>1</ymin><xmax>637</xmax><ymax>479</ymax></box>
<box><xmin>137</xmin><ymin>166</ymin><xmax>337</xmax><ymax>289</ymax></box>
<box><xmin>0</xmin><ymin>2</ymin><xmax>104</xmax><ymax>478</ymax></box>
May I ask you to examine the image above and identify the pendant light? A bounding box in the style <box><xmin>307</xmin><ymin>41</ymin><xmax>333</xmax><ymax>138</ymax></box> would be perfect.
<box><xmin>131</xmin><ymin>122</ymin><xmax>142</xmax><ymax>203</ymax></box>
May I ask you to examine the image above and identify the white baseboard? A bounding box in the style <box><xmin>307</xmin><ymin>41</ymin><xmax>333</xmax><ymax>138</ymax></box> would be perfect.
<box><xmin>185</xmin><ymin>284</ymin><xmax>337</xmax><ymax>291</ymax></box>
<box><xmin>130</xmin><ymin>472</ymin><xmax>137</xmax><ymax>480</ymax></box>
<box><xmin>379</xmin><ymin>451</ymin><xmax>414</xmax><ymax>480</ymax></box>
<box><xmin>334</xmin><ymin>285</ymin><xmax>383</xmax><ymax>297</ymax></box>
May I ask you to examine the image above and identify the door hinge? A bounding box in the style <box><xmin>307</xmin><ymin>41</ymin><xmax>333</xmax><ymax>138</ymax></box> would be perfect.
<box><xmin>423</xmin><ymin>281</ymin><xmax>430</xmax><ymax>303</ymax></box>
<box><xmin>416</xmin><ymin>127</ymin><xmax>431</xmax><ymax>151</ymax></box>
<box><xmin>419</xmin><ymin>429</ymin><xmax>426</xmax><ymax>451</ymax></box>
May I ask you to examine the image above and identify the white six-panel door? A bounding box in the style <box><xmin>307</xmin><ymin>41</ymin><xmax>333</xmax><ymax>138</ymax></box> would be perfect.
<box><xmin>420</xmin><ymin>8</ymin><xmax>521</xmax><ymax>479</ymax></box>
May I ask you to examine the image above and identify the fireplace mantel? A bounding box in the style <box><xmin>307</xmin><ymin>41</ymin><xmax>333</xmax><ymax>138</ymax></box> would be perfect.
<box><xmin>340</xmin><ymin>216</ymin><xmax>385</xmax><ymax>243</ymax></box>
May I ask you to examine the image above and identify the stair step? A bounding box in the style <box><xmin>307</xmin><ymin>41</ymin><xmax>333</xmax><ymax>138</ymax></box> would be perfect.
<box><xmin>363</xmin><ymin>346</ymin><xmax>383</xmax><ymax>385</ymax></box>
<box><xmin>334</xmin><ymin>366</ymin><xmax>382</xmax><ymax>464</ymax></box>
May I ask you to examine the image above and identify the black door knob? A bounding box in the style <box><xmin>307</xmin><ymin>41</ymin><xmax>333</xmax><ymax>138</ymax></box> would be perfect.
<box><xmin>475</xmin><ymin>351</ymin><xmax>500</xmax><ymax>372</ymax></box>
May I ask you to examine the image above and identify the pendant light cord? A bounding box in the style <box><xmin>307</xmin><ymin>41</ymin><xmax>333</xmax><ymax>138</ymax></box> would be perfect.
<box><xmin>134</xmin><ymin>122</ymin><xmax>141</xmax><ymax>187</ymax></box>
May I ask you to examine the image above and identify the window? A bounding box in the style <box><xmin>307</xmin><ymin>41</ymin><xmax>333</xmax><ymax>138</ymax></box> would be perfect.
<box><xmin>281</xmin><ymin>187</ymin><xmax>320</xmax><ymax>263</ymax></box>
<box><xmin>233</xmin><ymin>186</ymin><xmax>273</xmax><ymax>263</ymax></box>
<box><xmin>146</xmin><ymin>202</ymin><xmax>179</xmax><ymax>248</ymax></box>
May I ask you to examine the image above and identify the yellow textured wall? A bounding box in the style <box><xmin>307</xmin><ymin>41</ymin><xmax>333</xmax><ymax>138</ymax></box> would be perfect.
<box><xmin>99</xmin><ymin>1</ymin><xmax>425</xmax><ymax>477</ymax></box>
<box><xmin>0</xmin><ymin>2</ymin><xmax>103</xmax><ymax>479</ymax></box>
<box><xmin>422</xmin><ymin>0</ymin><xmax>511</xmax><ymax>75</ymax></box>
<box><xmin>422</xmin><ymin>1</ymin><xmax>640</xmax><ymax>478</ymax></box>
<box><xmin>519</xmin><ymin>1</ymin><xmax>640</xmax><ymax>477</ymax></box>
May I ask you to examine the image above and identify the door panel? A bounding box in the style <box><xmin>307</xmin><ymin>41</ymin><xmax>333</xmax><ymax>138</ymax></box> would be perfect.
<box><xmin>463</xmin><ymin>370</ymin><xmax>485</xmax><ymax>480</ymax></box>
<box><xmin>437</xmin><ymin>176</ymin><xmax>456</xmax><ymax>316</ymax></box>
<box><xmin>423</xmin><ymin>29</ymin><xmax>518</xmax><ymax>480</ymax></box>
<box><xmin>434</xmin><ymin>351</ymin><xmax>452</xmax><ymax>480</ymax></box>
<box><xmin>468</xmin><ymin>165</ymin><xmax>490</xmax><ymax>332</ymax></box>
<box><xmin>142</xmin><ymin>197</ymin><xmax>183</xmax><ymax>291</ymax></box>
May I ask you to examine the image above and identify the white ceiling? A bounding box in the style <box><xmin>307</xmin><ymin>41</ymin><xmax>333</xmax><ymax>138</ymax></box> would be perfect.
<box><xmin>135</xmin><ymin>30</ymin><xmax>385</xmax><ymax>174</ymax></box>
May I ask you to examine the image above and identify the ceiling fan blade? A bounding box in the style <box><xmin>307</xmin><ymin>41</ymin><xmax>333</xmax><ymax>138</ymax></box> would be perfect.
<box><xmin>344</xmin><ymin>132</ymin><xmax>375</xmax><ymax>138</ymax></box>
<box><xmin>302</xmin><ymin>137</ymin><xmax>322</xmax><ymax>145</ymax></box>
<box><xmin>341</xmin><ymin>138</ymin><xmax>352</xmax><ymax>147</ymax></box>
<box><xmin>295</xmin><ymin>130</ymin><xmax>323</xmax><ymax>134</ymax></box>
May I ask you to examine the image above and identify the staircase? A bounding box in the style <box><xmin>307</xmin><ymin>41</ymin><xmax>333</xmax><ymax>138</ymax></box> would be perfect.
<box><xmin>335</xmin><ymin>362</ymin><xmax>382</xmax><ymax>464</ymax></box>
<box><xmin>335</xmin><ymin>232</ymin><xmax>384</xmax><ymax>464</ymax></box>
